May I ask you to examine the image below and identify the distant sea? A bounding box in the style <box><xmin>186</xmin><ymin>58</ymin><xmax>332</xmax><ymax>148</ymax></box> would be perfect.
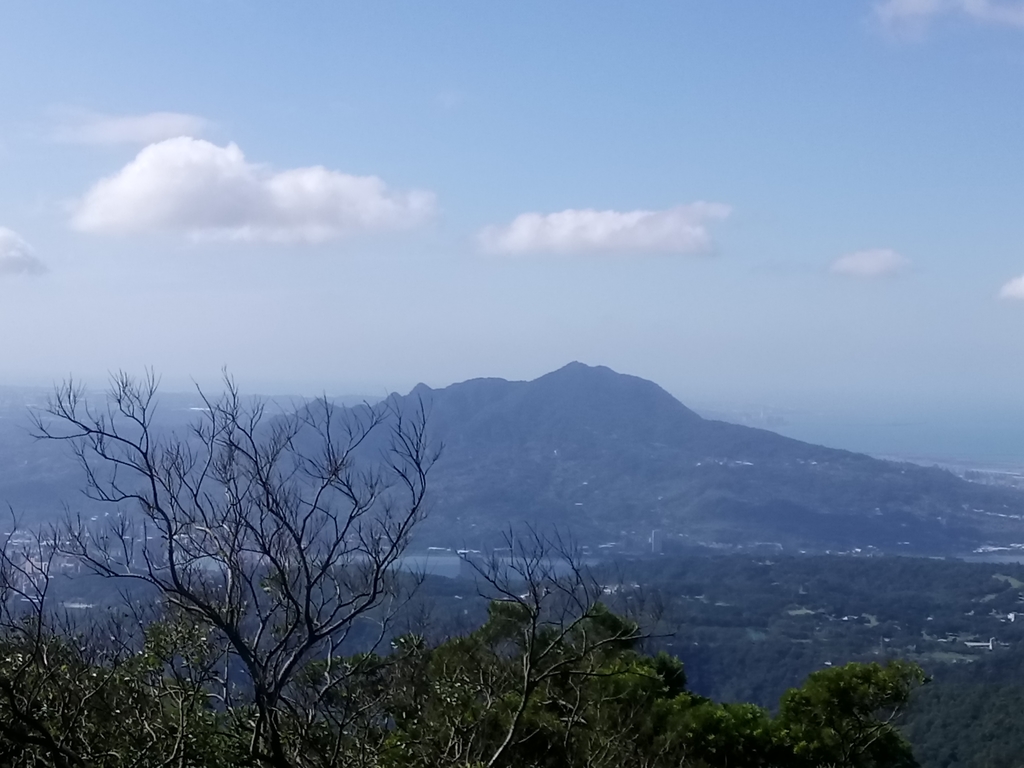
<box><xmin>694</xmin><ymin>402</ymin><xmax>1024</xmax><ymax>473</ymax></box>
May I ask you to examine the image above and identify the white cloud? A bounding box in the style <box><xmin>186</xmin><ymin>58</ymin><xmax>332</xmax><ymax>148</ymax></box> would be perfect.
<box><xmin>876</xmin><ymin>0</ymin><xmax>1024</xmax><ymax>29</ymax></box>
<box><xmin>54</xmin><ymin>111</ymin><xmax>211</xmax><ymax>145</ymax></box>
<box><xmin>999</xmin><ymin>275</ymin><xmax>1024</xmax><ymax>299</ymax></box>
<box><xmin>0</xmin><ymin>228</ymin><xmax>45</xmax><ymax>276</ymax></box>
<box><xmin>876</xmin><ymin>0</ymin><xmax>949</xmax><ymax>26</ymax></box>
<box><xmin>72</xmin><ymin>137</ymin><xmax>436</xmax><ymax>243</ymax></box>
<box><xmin>830</xmin><ymin>248</ymin><xmax>909</xmax><ymax>278</ymax></box>
<box><xmin>478</xmin><ymin>203</ymin><xmax>731</xmax><ymax>255</ymax></box>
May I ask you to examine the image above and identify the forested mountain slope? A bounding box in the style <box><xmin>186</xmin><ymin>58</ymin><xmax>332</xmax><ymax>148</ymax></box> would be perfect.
<box><xmin>4</xmin><ymin>365</ymin><xmax>1023</xmax><ymax>556</ymax></box>
<box><xmin>391</xmin><ymin>363</ymin><xmax>1024</xmax><ymax>554</ymax></box>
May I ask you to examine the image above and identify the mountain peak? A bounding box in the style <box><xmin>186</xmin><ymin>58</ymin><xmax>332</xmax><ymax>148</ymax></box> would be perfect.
<box><xmin>408</xmin><ymin>382</ymin><xmax>434</xmax><ymax>399</ymax></box>
<box><xmin>538</xmin><ymin>361</ymin><xmax>622</xmax><ymax>383</ymax></box>
<box><xmin>550</xmin><ymin>360</ymin><xmax>609</xmax><ymax>374</ymax></box>
<box><xmin>362</xmin><ymin>363</ymin><xmax>1022</xmax><ymax>555</ymax></box>
<box><xmin>530</xmin><ymin>362</ymin><xmax>701</xmax><ymax>423</ymax></box>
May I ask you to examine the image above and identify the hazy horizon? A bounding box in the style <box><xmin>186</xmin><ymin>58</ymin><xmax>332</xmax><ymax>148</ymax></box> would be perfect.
<box><xmin>5</xmin><ymin>359</ymin><xmax>1024</xmax><ymax>470</ymax></box>
<box><xmin>2</xmin><ymin>2</ymin><xmax>1022</xmax><ymax>464</ymax></box>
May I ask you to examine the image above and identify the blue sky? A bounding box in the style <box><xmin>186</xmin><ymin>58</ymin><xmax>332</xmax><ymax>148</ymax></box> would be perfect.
<box><xmin>0</xmin><ymin>1</ymin><xmax>1022</xmax><ymax>425</ymax></box>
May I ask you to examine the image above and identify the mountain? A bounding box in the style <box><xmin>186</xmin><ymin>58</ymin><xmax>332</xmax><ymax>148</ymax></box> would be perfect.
<box><xmin>4</xmin><ymin>367</ymin><xmax>1022</xmax><ymax>557</ymax></box>
<box><xmin>390</xmin><ymin>363</ymin><xmax>1024</xmax><ymax>555</ymax></box>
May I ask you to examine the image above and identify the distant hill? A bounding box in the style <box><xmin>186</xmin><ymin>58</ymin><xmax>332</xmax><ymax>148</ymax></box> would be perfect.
<box><xmin>3</xmin><ymin>368</ymin><xmax>1023</xmax><ymax>556</ymax></box>
<box><xmin>0</xmin><ymin>386</ymin><xmax>376</xmax><ymax>528</ymax></box>
<box><xmin>388</xmin><ymin>363</ymin><xmax>1024</xmax><ymax>555</ymax></box>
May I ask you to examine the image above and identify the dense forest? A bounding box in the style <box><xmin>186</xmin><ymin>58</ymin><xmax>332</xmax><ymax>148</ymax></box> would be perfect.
<box><xmin>0</xmin><ymin>600</ymin><xmax>926</xmax><ymax>767</ymax></box>
<box><xmin>628</xmin><ymin>554</ymin><xmax>1024</xmax><ymax>768</ymax></box>
<box><xmin>904</xmin><ymin>650</ymin><xmax>1024</xmax><ymax>768</ymax></box>
<box><xmin>612</xmin><ymin>554</ymin><xmax>1024</xmax><ymax>706</ymax></box>
<box><xmin>12</xmin><ymin>544</ymin><xmax>1024</xmax><ymax>766</ymax></box>
<box><xmin>406</xmin><ymin>552</ymin><xmax>1024</xmax><ymax>767</ymax></box>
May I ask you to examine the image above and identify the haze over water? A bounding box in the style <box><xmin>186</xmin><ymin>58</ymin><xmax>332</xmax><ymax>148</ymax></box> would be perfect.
<box><xmin>693</xmin><ymin>399</ymin><xmax>1024</xmax><ymax>471</ymax></box>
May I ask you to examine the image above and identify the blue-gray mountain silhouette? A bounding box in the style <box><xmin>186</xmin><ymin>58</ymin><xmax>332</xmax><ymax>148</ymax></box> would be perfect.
<box><xmin>392</xmin><ymin>363</ymin><xmax>1021</xmax><ymax>554</ymax></box>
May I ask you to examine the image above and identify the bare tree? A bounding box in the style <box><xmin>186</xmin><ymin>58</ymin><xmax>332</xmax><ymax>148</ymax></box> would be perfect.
<box><xmin>31</xmin><ymin>372</ymin><xmax>439</xmax><ymax>768</ymax></box>
<box><xmin>380</xmin><ymin>528</ymin><xmax>652</xmax><ymax>768</ymax></box>
<box><xmin>0</xmin><ymin>519</ymin><xmax>186</xmax><ymax>768</ymax></box>
<box><xmin>470</xmin><ymin>530</ymin><xmax>648</xmax><ymax>768</ymax></box>
<box><xmin>0</xmin><ymin>518</ymin><xmax>83</xmax><ymax>767</ymax></box>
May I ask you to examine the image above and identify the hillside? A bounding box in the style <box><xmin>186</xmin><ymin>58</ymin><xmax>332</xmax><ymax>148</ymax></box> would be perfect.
<box><xmin>391</xmin><ymin>363</ymin><xmax>1024</xmax><ymax>555</ymax></box>
<box><xmin>3</xmin><ymin>366</ymin><xmax>1023</xmax><ymax>556</ymax></box>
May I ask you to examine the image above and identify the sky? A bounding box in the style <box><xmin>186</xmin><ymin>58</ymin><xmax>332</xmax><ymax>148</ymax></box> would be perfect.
<box><xmin>0</xmin><ymin>1</ymin><xmax>1022</xmax><ymax>436</ymax></box>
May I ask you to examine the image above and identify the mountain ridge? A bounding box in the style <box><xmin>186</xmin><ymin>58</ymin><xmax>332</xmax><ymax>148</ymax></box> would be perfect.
<box><xmin>3</xmin><ymin>365</ymin><xmax>1020</xmax><ymax>557</ymax></box>
<box><xmin>383</xmin><ymin>363</ymin><xmax>1023</xmax><ymax>555</ymax></box>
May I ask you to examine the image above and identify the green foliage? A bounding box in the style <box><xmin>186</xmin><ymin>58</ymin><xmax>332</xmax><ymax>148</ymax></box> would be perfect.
<box><xmin>901</xmin><ymin>646</ymin><xmax>1024</xmax><ymax>768</ymax></box>
<box><xmin>0</xmin><ymin>601</ymin><xmax>927</xmax><ymax>768</ymax></box>
<box><xmin>0</xmin><ymin>623</ymin><xmax>240</xmax><ymax>767</ymax></box>
<box><xmin>777</xmin><ymin>661</ymin><xmax>926</xmax><ymax>768</ymax></box>
<box><xmin>376</xmin><ymin>601</ymin><xmax>924</xmax><ymax>768</ymax></box>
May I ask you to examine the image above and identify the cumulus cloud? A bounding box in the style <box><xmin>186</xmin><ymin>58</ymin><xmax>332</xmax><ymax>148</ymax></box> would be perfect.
<box><xmin>876</xmin><ymin>0</ymin><xmax>1024</xmax><ymax>29</ymax></box>
<box><xmin>478</xmin><ymin>203</ymin><xmax>731</xmax><ymax>256</ymax></box>
<box><xmin>72</xmin><ymin>137</ymin><xmax>436</xmax><ymax>243</ymax></box>
<box><xmin>830</xmin><ymin>248</ymin><xmax>909</xmax><ymax>278</ymax></box>
<box><xmin>54</xmin><ymin>111</ymin><xmax>211</xmax><ymax>145</ymax></box>
<box><xmin>0</xmin><ymin>228</ymin><xmax>45</xmax><ymax>276</ymax></box>
<box><xmin>999</xmin><ymin>275</ymin><xmax>1024</xmax><ymax>300</ymax></box>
